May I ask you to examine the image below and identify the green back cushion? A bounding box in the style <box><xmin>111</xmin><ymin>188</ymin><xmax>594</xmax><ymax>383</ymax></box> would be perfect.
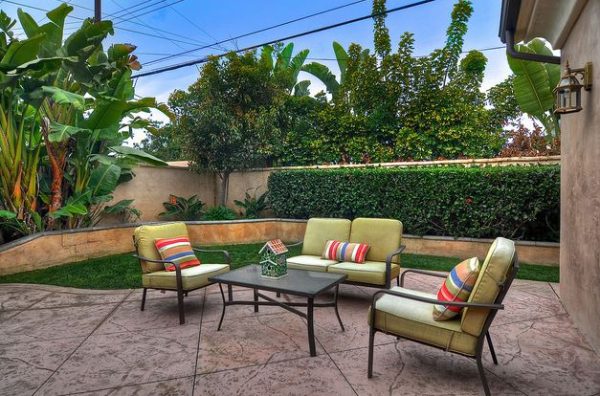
<box><xmin>302</xmin><ymin>218</ymin><xmax>351</xmax><ymax>256</ymax></box>
<box><xmin>349</xmin><ymin>218</ymin><xmax>403</xmax><ymax>263</ymax></box>
<box><xmin>134</xmin><ymin>222</ymin><xmax>190</xmax><ymax>273</ymax></box>
<box><xmin>461</xmin><ymin>237</ymin><xmax>516</xmax><ymax>336</ymax></box>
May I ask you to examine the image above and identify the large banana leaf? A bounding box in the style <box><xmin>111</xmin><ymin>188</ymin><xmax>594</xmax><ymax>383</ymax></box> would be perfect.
<box><xmin>293</xmin><ymin>80</ymin><xmax>311</xmax><ymax>97</ymax></box>
<box><xmin>333</xmin><ymin>41</ymin><xmax>348</xmax><ymax>84</ymax></box>
<box><xmin>109</xmin><ymin>145</ymin><xmax>167</xmax><ymax>166</ymax></box>
<box><xmin>48</xmin><ymin>122</ymin><xmax>90</xmax><ymax>143</ymax></box>
<box><xmin>42</xmin><ymin>86</ymin><xmax>86</xmax><ymax>110</ymax></box>
<box><xmin>50</xmin><ymin>192</ymin><xmax>90</xmax><ymax>219</ymax></box>
<box><xmin>275</xmin><ymin>43</ymin><xmax>294</xmax><ymax>72</ymax></box>
<box><xmin>302</xmin><ymin>62</ymin><xmax>340</xmax><ymax>95</ymax></box>
<box><xmin>0</xmin><ymin>33</ymin><xmax>45</xmax><ymax>67</ymax></box>
<box><xmin>289</xmin><ymin>49</ymin><xmax>309</xmax><ymax>83</ymax></box>
<box><xmin>526</xmin><ymin>38</ymin><xmax>560</xmax><ymax>88</ymax></box>
<box><xmin>507</xmin><ymin>44</ymin><xmax>553</xmax><ymax>116</ymax></box>
<box><xmin>88</xmin><ymin>163</ymin><xmax>120</xmax><ymax>198</ymax></box>
<box><xmin>84</xmin><ymin>96</ymin><xmax>155</xmax><ymax>130</ymax></box>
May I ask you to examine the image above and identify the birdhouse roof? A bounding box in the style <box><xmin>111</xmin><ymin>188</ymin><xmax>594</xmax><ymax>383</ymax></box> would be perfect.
<box><xmin>259</xmin><ymin>239</ymin><xmax>288</xmax><ymax>255</ymax></box>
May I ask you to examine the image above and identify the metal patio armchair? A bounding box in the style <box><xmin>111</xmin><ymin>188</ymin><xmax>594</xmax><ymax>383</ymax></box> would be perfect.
<box><xmin>367</xmin><ymin>237</ymin><xmax>519</xmax><ymax>396</ymax></box>
<box><xmin>132</xmin><ymin>222</ymin><xmax>231</xmax><ymax>325</ymax></box>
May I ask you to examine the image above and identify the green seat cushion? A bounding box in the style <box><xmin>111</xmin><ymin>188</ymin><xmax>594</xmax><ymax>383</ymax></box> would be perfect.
<box><xmin>328</xmin><ymin>261</ymin><xmax>400</xmax><ymax>285</ymax></box>
<box><xmin>287</xmin><ymin>255</ymin><xmax>338</xmax><ymax>272</ymax></box>
<box><xmin>370</xmin><ymin>286</ymin><xmax>478</xmax><ymax>356</ymax></box>
<box><xmin>134</xmin><ymin>222</ymin><xmax>190</xmax><ymax>273</ymax></box>
<box><xmin>141</xmin><ymin>263</ymin><xmax>229</xmax><ymax>290</ymax></box>
<box><xmin>302</xmin><ymin>218</ymin><xmax>351</xmax><ymax>256</ymax></box>
<box><xmin>461</xmin><ymin>237</ymin><xmax>516</xmax><ymax>336</ymax></box>
<box><xmin>349</xmin><ymin>218</ymin><xmax>403</xmax><ymax>263</ymax></box>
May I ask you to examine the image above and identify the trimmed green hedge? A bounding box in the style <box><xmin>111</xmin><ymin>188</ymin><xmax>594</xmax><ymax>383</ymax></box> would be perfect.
<box><xmin>268</xmin><ymin>165</ymin><xmax>560</xmax><ymax>242</ymax></box>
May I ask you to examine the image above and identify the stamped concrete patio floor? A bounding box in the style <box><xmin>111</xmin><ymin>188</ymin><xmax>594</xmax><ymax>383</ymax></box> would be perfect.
<box><xmin>1</xmin><ymin>273</ymin><xmax>599</xmax><ymax>396</ymax></box>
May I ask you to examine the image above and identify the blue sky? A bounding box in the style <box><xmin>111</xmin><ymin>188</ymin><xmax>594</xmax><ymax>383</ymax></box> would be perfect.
<box><xmin>4</xmin><ymin>0</ymin><xmax>512</xmax><ymax>133</ymax></box>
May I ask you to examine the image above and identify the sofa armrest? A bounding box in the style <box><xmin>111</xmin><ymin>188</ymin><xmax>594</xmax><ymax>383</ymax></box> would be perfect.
<box><xmin>400</xmin><ymin>268</ymin><xmax>449</xmax><ymax>287</ymax></box>
<box><xmin>384</xmin><ymin>245</ymin><xmax>406</xmax><ymax>288</ymax></box>
<box><xmin>192</xmin><ymin>247</ymin><xmax>231</xmax><ymax>265</ymax></box>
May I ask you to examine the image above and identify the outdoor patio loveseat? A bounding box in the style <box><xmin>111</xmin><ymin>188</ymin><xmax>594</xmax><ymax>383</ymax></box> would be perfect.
<box><xmin>287</xmin><ymin>217</ymin><xmax>405</xmax><ymax>289</ymax></box>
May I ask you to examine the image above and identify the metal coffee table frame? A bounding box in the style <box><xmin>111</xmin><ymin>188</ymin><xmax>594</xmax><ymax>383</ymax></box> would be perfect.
<box><xmin>210</xmin><ymin>265</ymin><xmax>347</xmax><ymax>357</ymax></box>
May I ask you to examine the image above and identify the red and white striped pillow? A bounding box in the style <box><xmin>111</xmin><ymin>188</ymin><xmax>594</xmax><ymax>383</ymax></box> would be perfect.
<box><xmin>154</xmin><ymin>236</ymin><xmax>201</xmax><ymax>271</ymax></box>
<box><xmin>322</xmin><ymin>240</ymin><xmax>370</xmax><ymax>264</ymax></box>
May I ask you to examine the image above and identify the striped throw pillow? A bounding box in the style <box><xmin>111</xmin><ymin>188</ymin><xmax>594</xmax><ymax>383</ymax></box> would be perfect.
<box><xmin>154</xmin><ymin>236</ymin><xmax>201</xmax><ymax>271</ymax></box>
<box><xmin>433</xmin><ymin>257</ymin><xmax>480</xmax><ymax>321</ymax></box>
<box><xmin>322</xmin><ymin>240</ymin><xmax>370</xmax><ymax>264</ymax></box>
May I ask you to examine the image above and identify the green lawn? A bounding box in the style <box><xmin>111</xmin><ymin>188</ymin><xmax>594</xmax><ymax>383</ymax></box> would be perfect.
<box><xmin>0</xmin><ymin>242</ymin><xmax>559</xmax><ymax>289</ymax></box>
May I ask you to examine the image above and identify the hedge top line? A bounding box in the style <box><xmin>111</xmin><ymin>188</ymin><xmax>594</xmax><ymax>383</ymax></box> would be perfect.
<box><xmin>156</xmin><ymin>156</ymin><xmax>561</xmax><ymax>171</ymax></box>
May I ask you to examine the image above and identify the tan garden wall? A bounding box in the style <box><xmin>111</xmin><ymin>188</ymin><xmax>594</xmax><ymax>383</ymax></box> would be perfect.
<box><xmin>109</xmin><ymin>156</ymin><xmax>560</xmax><ymax>222</ymax></box>
<box><xmin>0</xmin><ymin>219</ymin><xmax>558</xmax><ymax>276</ymax></box>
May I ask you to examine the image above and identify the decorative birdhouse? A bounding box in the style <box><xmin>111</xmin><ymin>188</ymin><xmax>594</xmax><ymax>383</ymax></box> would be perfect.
<box><xmin>259</xmin><ymin>239</ymin><xmax>288</xmax><ymax>279</ymax></box>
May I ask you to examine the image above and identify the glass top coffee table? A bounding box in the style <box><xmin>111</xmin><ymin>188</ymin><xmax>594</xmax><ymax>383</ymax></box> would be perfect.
<box><xmin>209</xmin><ymin>265</ymin><xmax>347</xmax><ymax>357</ymax></box>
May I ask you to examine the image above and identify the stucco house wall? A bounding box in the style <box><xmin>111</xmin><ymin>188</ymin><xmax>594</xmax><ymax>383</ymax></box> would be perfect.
<box><xmin>558</xmin><ymin>0</ymin><xmax>600</xmax><ymax>353</ymax></box>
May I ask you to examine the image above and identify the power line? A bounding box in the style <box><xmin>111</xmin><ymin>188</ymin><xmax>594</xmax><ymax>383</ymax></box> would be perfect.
<box><xmin>133</xmin><ymin>0</ymin><xmax>437</xmax><ymax>78</ymax></box>
<box><xmin>143</xmin><ymin>0</ymin><xmax>369</xmax><ymax>67</ymax></box>
<box><xmin>110</xmin><ymin>0</ymin><xmax>171</xmax><ymax>20</ymax></box>
<box><xmin>113</xmin><ymin>0</ymin><xmax>185</xmax><ymax>26</ymax></box>
<box><xmin>169</xmin><ymin>5</ymin><xmax>228</xmax><ymax>52</ymax></box>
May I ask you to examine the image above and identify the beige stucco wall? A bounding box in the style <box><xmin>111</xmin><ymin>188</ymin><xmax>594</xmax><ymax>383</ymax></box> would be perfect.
<box><xmin>111</xmin><ymin>156</ymin><xmax>560</xmax><ymax>222</ymax></box>
<box><xmin>559</xmin><ymin>0</ymin><xmax>600</xmax><ymax>353</ymax></box>
<box><xmin>108</xmin><ymin>166</ymin><xmax>216</xmax><ymax>221</ymax></box>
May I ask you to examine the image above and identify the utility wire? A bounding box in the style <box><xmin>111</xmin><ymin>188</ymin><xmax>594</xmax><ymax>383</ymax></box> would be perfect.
<box><xmin>133</xmin><ymin>0</ymin><xmax>437</xmax><ymax>78</ymax></box>
<box><xmin>113</xmin><ymin>0</ymin><xmax>185</xmax><ymax>26</ymax></box>
<box><xmin>143</xmin><ymin>0</ymin><xmax>370</xmax><ymax>67</ymax></box>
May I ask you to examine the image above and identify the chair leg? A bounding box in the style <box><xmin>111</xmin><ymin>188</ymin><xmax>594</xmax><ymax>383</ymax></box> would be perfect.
<box><xmin>476</xmin><ymin>355</ymin><xmax>491</xmax><ymax>396</ymax></box>
<box><xmin>367</xmin><ymin>326</ymin><xmax>375</xmax><ymax>378</ymax></box>
<box><xmin>486</xmin><ymin>331</ymin><xmax>498</xmax><ymax>365</ymax></box>
<box><xmin>396</xmin><ymin>276</ymin><xmax>400</xmax><ymax>286</ymax></box>
<box><xmin>140</xmin><ymin>288</ymin><xmax>147</xmax><ymax>311</ymax></box>
<box><xmin>177</xmin><ymin>288</ymin><xmax>185</xmax><ymax>325</ymax></box>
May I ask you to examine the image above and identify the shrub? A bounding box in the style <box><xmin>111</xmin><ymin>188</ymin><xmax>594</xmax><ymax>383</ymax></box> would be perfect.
<box><xmin>234</xmin><ymin>190</ymin><xmax>269</xmax><ymax>218</ymax></box>
<box><xmin>159</xmin><ymin>195</ymin><xmax>204</xmax><ymax>221</ymax></box>
<box><xmin>202</xmin><ymin>206</ymin><xmax>238</xmax><ymax>221</ymax></box>
<box><xmin>268</xmin><ymin>165</ymin><xmax>559</xmax><ymax>242</ymax></box>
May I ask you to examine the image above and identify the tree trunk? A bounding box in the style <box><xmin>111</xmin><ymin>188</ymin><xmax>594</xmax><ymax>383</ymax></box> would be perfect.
<box><xmin>215</xmin><ymin>172</ymin><xmax>230</xmax><ymax>206</ymax></box>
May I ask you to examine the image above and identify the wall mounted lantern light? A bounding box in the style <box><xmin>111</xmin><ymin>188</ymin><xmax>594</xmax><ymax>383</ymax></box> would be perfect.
<box><xmin>554</xmin><ymin>62</ymin><xmax>593</xmax><ymax>114</ymax></box>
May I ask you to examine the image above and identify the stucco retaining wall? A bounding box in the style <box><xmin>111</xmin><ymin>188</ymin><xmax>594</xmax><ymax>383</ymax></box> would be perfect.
<box><xmin>0</xmin><ymin>220</ymin><xmax>558</xmax><ymax>276</ymax></box>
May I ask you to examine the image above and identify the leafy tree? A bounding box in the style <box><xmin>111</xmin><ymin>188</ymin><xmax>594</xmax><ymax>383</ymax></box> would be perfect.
<box><xmin>0</xmin><ymin>5</ymin><xmax>166</xmax><ymax>240</ymax></box>
<box><xmin>293</xmin><ymin>0</ymin><xmax>512</xmax><ymax>163</ymax></box>
<box><xmin>170</xmin><ymin>51</ymin><xmax>287</xmax><ymax>205</ymax></box>
<box><xmin>261</xmin><ymin>43</ymin><xmax>312</xmax><ymax>96</ymax></box>
<box><xmin>135</xmin><ymin>121</ymin><xmax>185</xmax><ymax>162</ymax></box>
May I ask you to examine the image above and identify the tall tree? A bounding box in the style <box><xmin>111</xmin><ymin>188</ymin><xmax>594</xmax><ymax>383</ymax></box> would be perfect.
<box><xmin>170</xmin><ymin>51</ymin><xmax>287</xmax><ymax>205</ymax></box>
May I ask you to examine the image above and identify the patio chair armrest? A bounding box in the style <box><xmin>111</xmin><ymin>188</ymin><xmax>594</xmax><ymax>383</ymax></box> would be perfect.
<box><xmin>371</xmin><ymin>288</ymin><xmax>504</xmax><ymax>311</ymax></box>
<box><xmin>384</xmin><ymin>245</ymin><xmax>406</xmax><ymax>287</ymax></box>
<box><xmin>132</xmin><ymin>254</ymin><xmax>183</xmax><ymax>289</ymax></box>
<box><xmin>192</xmin><ymin>247</ymin><xmax>232</xmax><ymax>265</ymax></box>
<box><xmin>286</xmin><ymin>241</ymin><xmax>303</xmax><ymax>248</ymax></box>
<box><xmin>132</xmin><ymin>254</ymin><xmax>179</xmax><ymax>268</ymax></box>
<box><xmin>400</xmin><ymin>268</ymin><xmax>449</xmax><ymax>287</ymax></box>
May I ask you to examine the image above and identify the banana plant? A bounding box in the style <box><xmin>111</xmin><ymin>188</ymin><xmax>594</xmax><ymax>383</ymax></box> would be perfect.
<box><xmin>261</xmin><ymin>43</ymin><xmax>311</xmax><ymax>96</ymax></box>
<box><xmin>507</xmin><ymin>38</ymin><xmax>561</xmax><ymax>138</ymax></box>
<box><xmin>0</xmin><ymin>4</ymin><xmax>168</xmax><ymax>238</ymax></box>
<box><xmin>302</xmin><ymin>41</ymin><xmax>369</xmax><ymax>98</ymax></box>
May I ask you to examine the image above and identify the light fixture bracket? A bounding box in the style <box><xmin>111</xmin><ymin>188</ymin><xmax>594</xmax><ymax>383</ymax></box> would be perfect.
<box><xmin>569</xmin><ymin>62</ymin><xmax>593</xmax><ymax>91</ymax></box>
